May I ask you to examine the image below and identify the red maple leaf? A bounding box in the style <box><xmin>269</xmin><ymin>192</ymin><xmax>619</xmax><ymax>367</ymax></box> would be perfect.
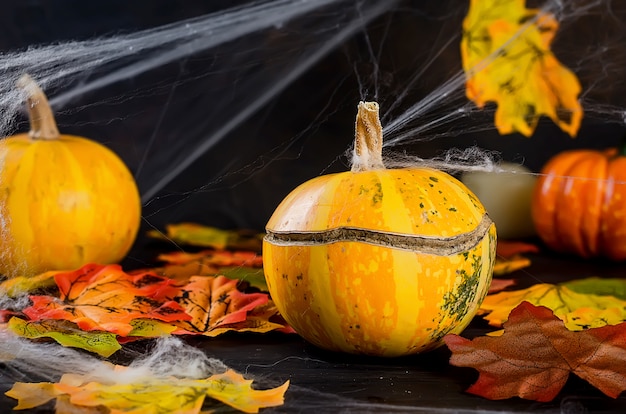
<box><xmin>171</xmin><ymin>275</ymin><xmax>287</xmax><ymax>336</ymax></box>
<box><xmin>444</xmin><ymin>301</ymin><xmax>626</xmax><ymax>402</ymax></box>
<box><xmin>496</xmin><ymin>241</ymin><xmax>539</xmax><ymax>258</ymax></box>
<box><xmin>22</xmin><ymin>264</ymin><xmax>190</xmax><ymax>336</ymax></box>
<box><xmin>487</xmin><ymin>278</ymin><xmax>516</xmax><ymax>294</ymax></box>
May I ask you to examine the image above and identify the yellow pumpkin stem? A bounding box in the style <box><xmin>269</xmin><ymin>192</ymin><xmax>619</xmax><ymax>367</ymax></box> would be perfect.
<box><xmin>351</xmin><ymin>101</ymin><xmax>385</xmax><ymax>172</ymax></box>
<box><xmin>16</xmin><ymin>74</ymin><xmax>60</xmax><ymax>140</ymax></box>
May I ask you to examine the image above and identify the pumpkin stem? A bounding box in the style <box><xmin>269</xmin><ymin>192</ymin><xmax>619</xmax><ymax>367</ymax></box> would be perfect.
<box><xmin>16</xmin><ymin>74</ymin><xmax>60</xmax><ymax>140</ymax></box>
<box><xmin>351</xmin><ymin>101</ymin><xmax>385</xmax><ymax>172</ymax></box>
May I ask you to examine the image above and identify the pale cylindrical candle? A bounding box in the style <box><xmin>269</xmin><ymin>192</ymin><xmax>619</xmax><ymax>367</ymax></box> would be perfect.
<box><xmin>461</xmin><ymin>162</ymin><xmax>537</xmax><ymax>240</ymax></box>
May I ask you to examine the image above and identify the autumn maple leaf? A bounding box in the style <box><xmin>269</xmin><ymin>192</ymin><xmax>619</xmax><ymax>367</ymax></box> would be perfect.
<box><xmin>13</xmin><ymin>264</ymin><xmax>288</xmax><ymax>342</ymax></box>
<box><xmin>171</xmin><ymin>275</ymin><xmax>288</xmax><ymax>335</ymax></box>
<box><xmin>444</xmin><ymin>301</ymin><xmax>626</xmax><ymax>402</ymax></box>
<box><xmin>487</xmin><ymin>278</ymin><xmax>515</xmax><ymax>294</ymax></box>
<box><xmin>495</xmin><ymin>241</ymin><xmax>539</xmax><ymax>258</ymax></box>
<box><xmin>145</xmin><ymin>249</ymin><xmax>267</xmax><ymax>290</ymax></box>
<box><xmin>461</xmin><ymin>0</ymin><xmax>582</xmax><ymax>137</ymax></box>
<box><xmin>0</xmin><ymin>270</ymin><xmax>60</xmax><ymax>297</ymax></box>
<box><xmin>492</xmin><ymin>241</ymin><xmax>538</xmax><ymax>276</ymax></box>
<box><xmin>480</xmin><ymin>281</ymin><xmax>626</xmax><ymax>330</ymax></box>
<box><xmin>492</xmin><ymin>256</ymin><xmax>531</xmax><ymax>276</ymax></box>
<box><xmin>22</xmin><ymin>264</ymin><xmax>190</xmax><ymax>336</ymax></box>
<box><xmin>148</xmin><ymin>223</ymin><xmax>263</xmax><ymax>251</ymax></box>
<box><xmin>6</xmin><ymin>368</ymin><xmax>289</xmax><ymax>413</ymax></box>
<box><xmin>7</xmin><ymin>317</ymin><xmax>122</xmax><ymax>357</ymax></box>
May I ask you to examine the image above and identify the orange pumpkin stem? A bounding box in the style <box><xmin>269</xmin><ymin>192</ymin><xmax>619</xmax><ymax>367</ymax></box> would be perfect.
<box><xmin>16</xmin><ymin>74</ymin><xmax>60</xmax><ymax>140</ymax></box>
<box><xmin>351</xmin><ymin>101</ymin><xmax>385</xmax><ymax>172</ymax></box>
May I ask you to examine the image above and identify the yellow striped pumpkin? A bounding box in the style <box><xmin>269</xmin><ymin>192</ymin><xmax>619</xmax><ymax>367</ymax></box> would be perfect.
<box><xmin>263</xmin><ymin>102</ymin><xmax>496</xmax><ymax>357</ymax></box>
<box><xmin>0</xmin><ymin>75</ymin><xmax>141</xmax><ymax>276</ymax></box>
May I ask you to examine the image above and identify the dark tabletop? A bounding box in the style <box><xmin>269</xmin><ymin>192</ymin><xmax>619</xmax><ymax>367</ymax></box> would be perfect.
<box><xmin>1</xmin><ymin>248</ymin><xmax>626</xmax><ymax>413</ymax></box>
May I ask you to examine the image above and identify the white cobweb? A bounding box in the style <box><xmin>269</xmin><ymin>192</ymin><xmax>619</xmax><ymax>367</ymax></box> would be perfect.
<box><xmin>0</xmin><ymin>0</ymin><xmax>626</xmax><ymax>411</ymax></box>
<box><xmin>1</xmin><ymin>0</ymin><xmax>624</xmax><ymax>231</ymax></box>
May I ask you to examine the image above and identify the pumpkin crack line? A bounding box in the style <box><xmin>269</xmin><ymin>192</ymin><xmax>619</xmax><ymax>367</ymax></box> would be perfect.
<box><xmin>265</xmin><ymin>214</ymin><xmax>493</xmax><ymax>255</ymax></box>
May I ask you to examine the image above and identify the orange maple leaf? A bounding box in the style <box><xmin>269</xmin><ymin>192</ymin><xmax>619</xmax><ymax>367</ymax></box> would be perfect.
<box><xmin>137</xmin><ymin>250</ymin><xmax>266</xmax><ymax>291</ymax></box>
<box><xmin>171</xmin><ymin>275</ymin><xmax>288</xmax><ymax>335</ymax></box>
<box><xmin>445</xmin><ymin>301</ymin><xmax>626</xmax><ymax>401</ymax></box>
<box><xmin>157</xmin><ymin>249</ymin><xmax>262</xmax><ymax>267</ymax></box>
<box><xmin>462</xmin><ymin>0</ymin><xmax>582</xmax><ymax>137</ymax></box>
<box><xmin>22</xmin><ymin>264</ymin><xmax>191</xmax><ymax>336</ymax></box>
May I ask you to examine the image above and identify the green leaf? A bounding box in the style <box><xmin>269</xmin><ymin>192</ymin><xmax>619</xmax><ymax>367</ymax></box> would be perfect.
<box><xmin>221</xmin><ymin>266</ymin><xmax>268</xmax><ymax>291</ymax></box>
<box><xmin>127</xmin><ymin>318</ymin><xmax>177</xmax><ymax>337</ymax></box>
<box><xmin>0</xmin><ymin>271</ymin><xmax>59</xmax><ymax>297</ymax></box>
<box><xmin>563</xmin><ymin>277</ymin><xmax>626</xmax><ymax>301</ymax></box>
<box><xmin>148</xmin><ymin>223</ymin><xmax>263</xmax><ymax>251</ymax></box>
<box><xmin>7</xmin><ymin>317</ymin><xmax>121</xmax><ymax>357</ymax></box>
<box><xmin>480</xmin><ymin>283</ymin><xmax>626</xmax><ymax>331</ymax></box>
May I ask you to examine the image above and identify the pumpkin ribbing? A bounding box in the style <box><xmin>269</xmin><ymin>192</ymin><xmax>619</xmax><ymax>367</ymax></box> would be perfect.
<box><xmin>532</xmin><ymin>146</ymin><xmax>626</xmax><ymax>261</ymax></box>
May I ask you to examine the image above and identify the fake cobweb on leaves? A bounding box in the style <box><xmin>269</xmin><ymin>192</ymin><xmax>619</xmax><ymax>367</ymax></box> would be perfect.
<box><xmin>0</xmin><ymin>332</ymin><xmax>290</xmax><ymax>413</ymax></box>
<box><xmin>1</xmin><ymin>0</ymin><xmax>626</xmax><ymax>411</ymax></box>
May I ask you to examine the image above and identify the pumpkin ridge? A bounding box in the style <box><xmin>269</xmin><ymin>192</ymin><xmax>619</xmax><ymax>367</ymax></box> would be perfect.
<box><xmin>265</xmin><ymin>213</ymin><xmax>493</xmax><ymax>255</ymax></box>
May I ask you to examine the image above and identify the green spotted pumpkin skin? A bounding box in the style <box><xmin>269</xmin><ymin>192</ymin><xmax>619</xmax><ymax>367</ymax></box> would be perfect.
<box><xmin>263</xmin><ymin>167</ymin><xmax>496</xmax><ymax>357</ymax></box>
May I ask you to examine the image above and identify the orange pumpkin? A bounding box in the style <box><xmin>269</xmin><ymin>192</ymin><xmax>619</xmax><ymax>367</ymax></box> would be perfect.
<box><xmin>0</xmin><ymin>75</ymin><xmax>141</xmax><ymax>276</ymax></box>
<box><xmin>532</xmin><ymin>147</ymin><xmax>626</xmax><ymax>260</ymax></box>
<box><xmin>263</xmin><ymin>102</ymin><xmax>496</xmax><ymax>357</ymax></box>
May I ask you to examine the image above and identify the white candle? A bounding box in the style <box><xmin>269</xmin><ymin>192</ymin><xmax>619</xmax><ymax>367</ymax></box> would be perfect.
<box><xmin>461</xmin><ymin>162</ymin><xmax>537</xmax><ymax>240</ymax></box>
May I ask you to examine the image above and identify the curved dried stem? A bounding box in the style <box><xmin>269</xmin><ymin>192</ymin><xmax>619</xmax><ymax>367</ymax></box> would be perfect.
<box><xmin>351</xmin><ymin>101</ymin><xmax>385</xmax><ymax>172</ymax></box>
<box><xmin>17</xmin><ymin>74</ymin><xmax>60</xmax><ymax>140</ymax></box>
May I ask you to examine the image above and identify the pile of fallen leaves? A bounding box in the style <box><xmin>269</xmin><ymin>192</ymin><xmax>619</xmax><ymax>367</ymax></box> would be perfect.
<box><xmin>3</xmin><ymin>221</ymin><xmax>625</xmax><ymax>412</ymax></box>
<box><xmin>1</xmin><ymin>224</ymin><xmax>291</xmax><ymax>357</ymax></box>
<box><xmin>0</xmin><ymin>223</ymin><xmax>292</xmax><ymax>413</ymax></box>
<box><xmin>1</xmin><ymin>222</ymin><xmax>626</xmax><ymax>411</ymax></box>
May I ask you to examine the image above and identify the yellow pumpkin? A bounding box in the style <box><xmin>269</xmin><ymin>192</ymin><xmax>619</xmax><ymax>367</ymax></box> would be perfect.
<box><xmin>0</xmin><ymin>75</ymin><xmax>141</xmax><ymax>276</ymax></box>
<box><xmin>263</xmin><ymin>102</ymin><xmax>496</xmax><ymax>357</ymax></box>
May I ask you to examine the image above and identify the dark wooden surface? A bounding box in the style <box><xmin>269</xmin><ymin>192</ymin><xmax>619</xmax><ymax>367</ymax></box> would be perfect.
<box><xmin>2</xmin><ymin>248</ymin><xmax>626</xmax><ymax>413</ymax></box>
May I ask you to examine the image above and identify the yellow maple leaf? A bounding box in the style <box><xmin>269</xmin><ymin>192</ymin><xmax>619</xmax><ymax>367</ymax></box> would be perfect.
<box><xmin>6</xmin><ymin>382</ymin><xmax>61</xmax><ymax>410</ymax></box>
<box><xmin>562</xmin><ymin>307</ymin><xmax>626</xmax><ymax>330</ymax></box>
<box><xmin>7</xmin><ymin>368</ymin><xmax>289</xmax><ymax>414</ymax></box>
<box><xmin>461</xmin><ymin>0</ymin><xmax>583</xmax><ymax>137</ymax></box>
<box><xmin>479</xmin><ymin>283</ymin><xmax>626</xmax><ymax>331</ymax></box>
<box><xmin>148</xmin><ymin>223</ymin><xmax>263</xmax><ymax>251</ymax></box>
<box><xmin>0</xmin><ymin>270</ymin><xmax>60</xmax><ymax>297</ymax></box>
<box><xmin>492</xmin><ymin>256</ymin><xmax>531</xmax><ymax>276</ymax></box>
<box><xmin>7</xmin><ymin>317</ymin><xmax>121</xmax><ymax>357</ymax></box>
